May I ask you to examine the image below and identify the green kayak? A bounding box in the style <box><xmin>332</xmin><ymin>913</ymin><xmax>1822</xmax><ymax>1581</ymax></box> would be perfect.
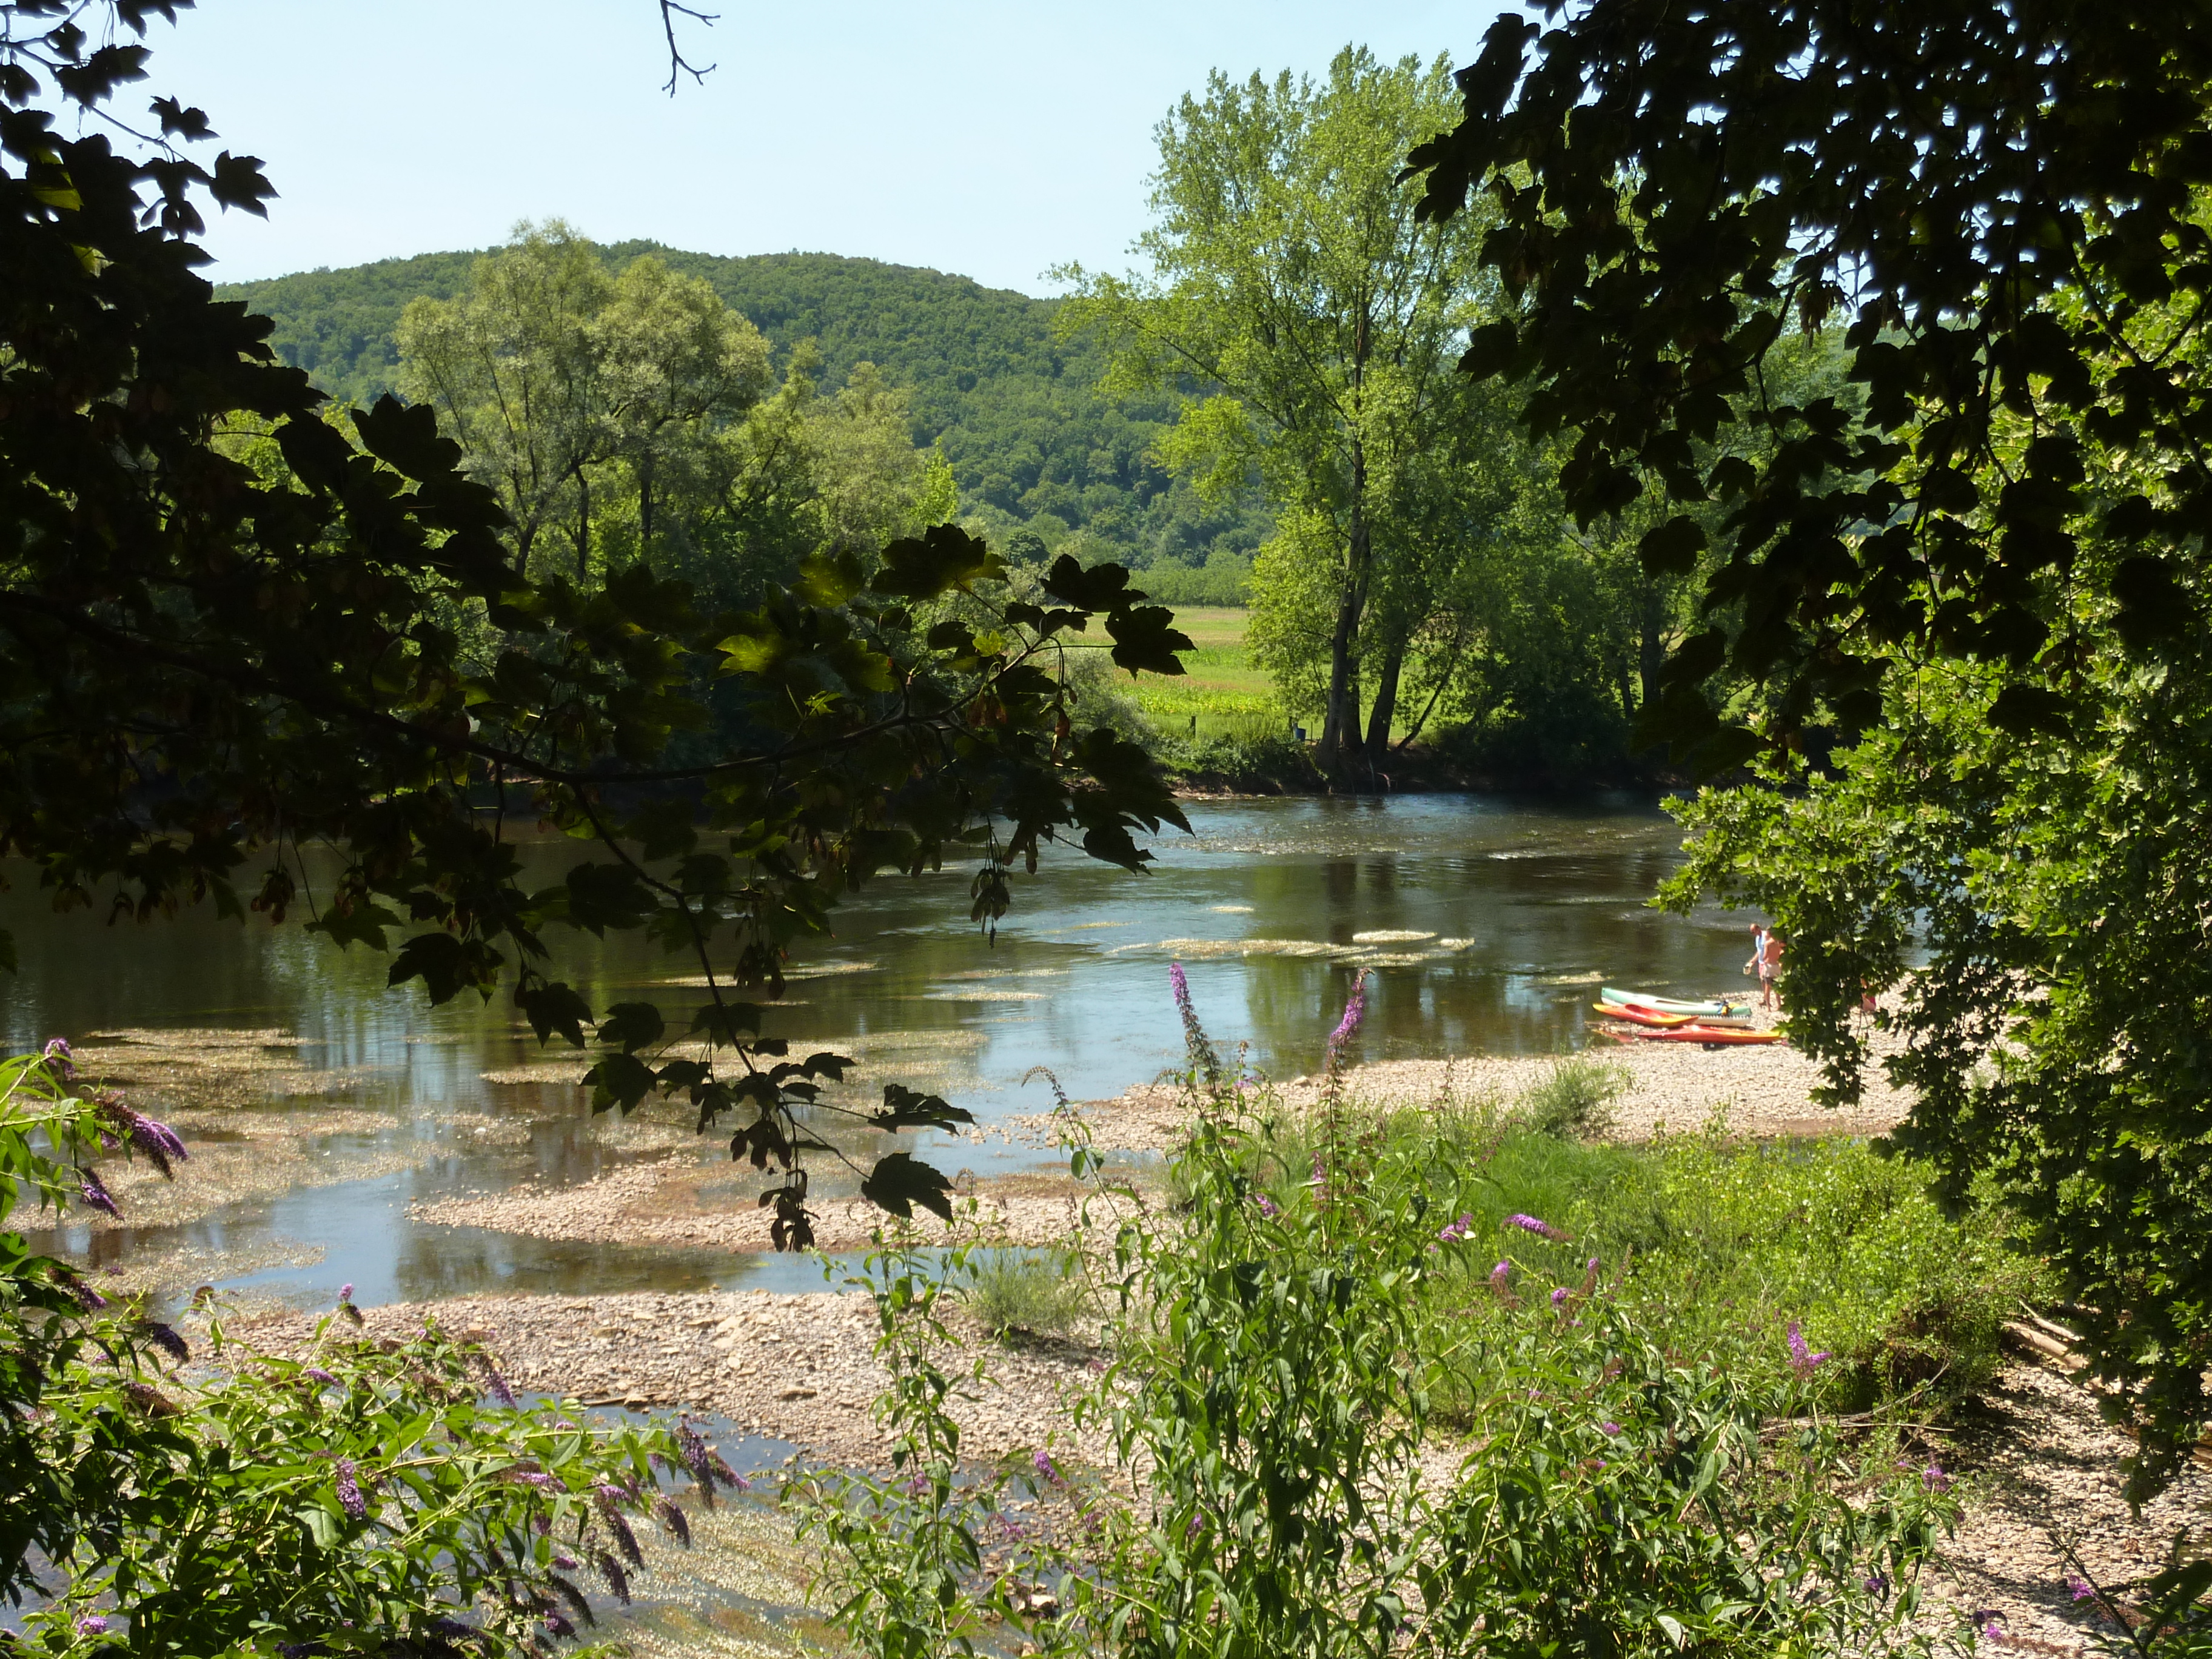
<box><xmin>1601</xmin><ymin>987</ymin><xmax>1752</xmax><ymax>1019</ymax></box>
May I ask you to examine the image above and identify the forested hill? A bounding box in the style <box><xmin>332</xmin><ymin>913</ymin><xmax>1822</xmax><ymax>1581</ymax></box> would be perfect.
<box><xmin>216</xmin><ymin>246</ymin><xmax>1264</xmax><ymax>571</ymax></box>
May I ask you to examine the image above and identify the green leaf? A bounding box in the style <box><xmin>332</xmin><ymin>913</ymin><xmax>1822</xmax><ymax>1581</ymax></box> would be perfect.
<box><xmin>872</xmin><ymin>523</ymin><xmax>1003</xmax><ymax>598</ymax></box>
<box><xmin>583</xmin><ymin>1052</ymin><xmax>657</xmax><ymax>1115</ymax></box>
<box><xmin>1637</xmin><ymin>515</ymin><xmax>1707</xmax><ymax>578</ymax></box>
<box><xmin>867</xmin><ymin>1083</ymin><xmax>976</xmax><ymax>1133</ymax></box>
<box><xmin>860</xmin><ymin>1152</ymin><xmax>956</xmax><ymax>1221</ymax></box>
<box><xmin>595</xmin><ymin>1002</ymin><xmax>665</xmax><ymax>1054</ymax></box>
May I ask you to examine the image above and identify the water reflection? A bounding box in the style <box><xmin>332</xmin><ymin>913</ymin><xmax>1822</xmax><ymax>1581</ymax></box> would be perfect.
<box><xmin>4</xmin><ymin>794</ymin><xmax>1746</xmax><ymax>1309</ymax></box>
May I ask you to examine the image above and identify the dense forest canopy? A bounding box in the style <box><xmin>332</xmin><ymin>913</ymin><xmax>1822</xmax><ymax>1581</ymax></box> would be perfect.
<box><xmin>217</xmin><ymin>246</ymin><xmax>1273</xmax><ymax>580</ymax></box>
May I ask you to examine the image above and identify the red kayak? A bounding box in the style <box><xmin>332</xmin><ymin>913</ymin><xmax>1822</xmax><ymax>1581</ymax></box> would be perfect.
<box><xmin>1620</xmin><ymin>1022</ymin><xmax>1780</xmax><ymax>1047</ymax></box>
<box><xmin>1594</xmin><ymin>1000</ymin><xmax>1698</xmax><ymax>1028</ymax></box>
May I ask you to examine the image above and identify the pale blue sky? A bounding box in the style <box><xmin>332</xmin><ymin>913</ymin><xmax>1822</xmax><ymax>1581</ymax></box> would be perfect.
<box><xmin>128</xmin><ymin>1</ymin><xmax>1504</xmax><ymax>293</ymax></box>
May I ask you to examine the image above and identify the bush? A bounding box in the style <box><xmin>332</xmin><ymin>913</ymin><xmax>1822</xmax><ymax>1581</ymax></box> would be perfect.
<box><xmin>1514</xmin><ymin>1055</ymin><xmax>1627</xmax><ymax>1139</ymax></box>
<box><xmin>964</xmin><ymin>1247</ymin><xmax>1088</xmax><ymax>1338</ymax></box>
<box><xmin>801</xmin><ymin>978</ymin><xmax>1961</xmax><ymax>1659</ymax></box>
<box><xmin>0</xmin><ymin>1047</ymin><xmax>732</xmax><ymax>1654</ymax></box>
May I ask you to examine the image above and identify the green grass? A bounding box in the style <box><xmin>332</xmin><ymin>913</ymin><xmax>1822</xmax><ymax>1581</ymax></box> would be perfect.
<box><xmin>1233</xmin><ymin>1064</ymin><xmax>2044</xmax><ymax>1423</ymax></box>
<box><xmin>1135</xmin><ymin>606</ymin><xmax>1287</xmax><ymax>741</ymax></box>
<box><xmin>962</xmin><ymin>1247</ymin><xmax>1089</xmax><ymax>1338</ymax></box>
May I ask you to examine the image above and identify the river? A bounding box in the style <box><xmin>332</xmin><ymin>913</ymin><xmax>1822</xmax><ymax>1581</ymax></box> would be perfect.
<box><xmin>1</xmin><ymin>793</ymin><xmax>1750</xmax><ymax>1312</ymax></box>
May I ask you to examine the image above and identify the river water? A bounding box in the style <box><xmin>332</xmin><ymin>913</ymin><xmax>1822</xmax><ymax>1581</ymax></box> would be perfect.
<box><xmin>2</xmin><ymin>794</ymin><xmax>1750</xmax><ymax>1311</ymax></box>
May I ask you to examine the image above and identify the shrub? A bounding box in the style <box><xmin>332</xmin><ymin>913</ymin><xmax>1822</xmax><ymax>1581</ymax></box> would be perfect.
<box><xmin>0</xmin><ymin>1047</ymin><xmax>729</xmax><ymax>1654</ymax></box>
<box><xmin>1513</xmin><ymin>1055</ymin><xmax>1627</xmax><ymax>1139</ymax></box>
<box><xmin>964</xmin><ymin>1247</ymin><xmax>1088</xmax><ymax>1338</ymax></box>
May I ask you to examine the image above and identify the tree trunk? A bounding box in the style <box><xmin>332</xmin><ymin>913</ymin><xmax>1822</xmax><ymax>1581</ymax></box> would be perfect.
<box><xmin>575</xmin><ymin>468</ymin><xmax>592</xmax><ymax>582</ymax></box>
<box><xmin>1364</xmin><ymin>635</ymin><xmax>1406</xmax><ymax>768</ymax></box>
<box><xmin>1317</xmin><ymin>446</ymin><xmax>1371</xmax><ymax>780</ymax></box>
<box><xmin>637</xmin><ymin>449</ymin><xmax>656</xmax><ymax>551</ymax></box>
<box><xmin>1636</xmin><ymin>581</ymin><xmax>1667</xmax><ymax>720</ymax></box>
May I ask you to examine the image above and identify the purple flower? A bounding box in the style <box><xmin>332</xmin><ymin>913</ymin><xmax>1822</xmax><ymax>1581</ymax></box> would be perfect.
<box><xmin>75</xmin><ymin>1614</ymin><xmax>108</xmax><ymax>1635</ymax></box>
<box><xmin>1170</xmin><ymin>961</ymin><xmax>1190</xmax><ymax>1013</ymax></box>
<box><xmin>65</xmin><ymin>1276</ymin><xmax>109</xmax><ymax>1312</ymax></box>
<box><xmin>1255</xmin><ymin>1191</ymin><xmax>1280</xmax><ymax>1218</ymax></box>
<box><xmin>542</xmin><ymin>1610</ymin><xmax>575</xmax><ymax>1638</ymax></box>
<box><xmin>1786</xmin><ymin>1321</ymin><xmax>1832</xmax><ymax>1377</ymax></box>
<box><xmin>593</xmin><ymin>1488</ymin><xmax>643</xmax><ymax>1567</ymax></box>
<box><xmin>1503</xmin><ymin>1213</ymin><xmax>1569</xmax><ymax>1242</ymax></box>
<box><xmin>2066</xmin><ymin>1575</ymin><xmax>2094</xmax><ymax>1603</ymax></box>
<box><xmin>1550</xmin><ymin>1287</ymin><xmax>1569</xmax><ymax>1309</ymax></box>
<box><xmin>338</xmin><ymin>1283</ymin><xmax>354</xmax><ymax>1305</ymax></box>
<box><xmin>44</xmin><ymin>1036</ymin><xmax>75</xmax><ymax>1076</ymax></box>
<box><xmin>480</xmin><ymin>1360</ymin><xmax>517</xmax><ymax>1409</ymax></box>
<box><xmin>553</xmin><ymin>1552</ymin><xmax>579</xmax><ymax>1569</ymax></box>
<box><xmin>594</xmin><ymin>1549</ymin><xmax>631</xmax><ymax>1606</ymax></box>
<box><xmin>141</xmin><ymin>1322</ymin><xmax>189</xmax><ymax>1365</ymax></box>
<box><xmin>1328</xmin><ymin>974</ymin><xmax>1369</xmax><ymax>1054</ymax></box>
<box><xmin>655</xmin><ymin>1496</ymin><xmax>692</xmax><ymax>1546</ymax></box>
<box><xmin>1865</xmin><ymin>1572</ymin><xmax>1888</xmax><ymax>1595</ymax></box>
<box><xmin>77</xmin><ymin>1167</ymin><xmax>119</xmax><ymax>1219</ymax></box>
<box><xmin>1600</xmin><ymin>1421</ymin><xmax>1622</xmax><ymax>1436</ymax></box>
<box><xmin>335</xmin><ymin>1457</ymin><xmax>366</xmax><ymax>1519</ymax></box>
<box><xmin>1033</xmin><ymin>1449</ymin><xmax>1061</xmax><ymax>1484</ymax></box>
<box><xmin>1922</xmin><ymin>1463</ymin><xmax>1951</xmax><ymax>1493</ymax></box>
<box><xmin>1436</xmin><ymin>1214</ymin><xmax>1475</xmax><ymax>1244</ymax></box>
<box><xmin>94</xmin><ymin>1098</ymin><xmax>188</xmax><ymax>1178</ymax></box>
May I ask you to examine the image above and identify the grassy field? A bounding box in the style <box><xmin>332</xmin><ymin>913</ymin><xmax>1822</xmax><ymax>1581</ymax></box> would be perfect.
<box><xmin>1128</xmin><ymin>606</ymin><xmax>1289</xmax><ymax>740</ymax></box>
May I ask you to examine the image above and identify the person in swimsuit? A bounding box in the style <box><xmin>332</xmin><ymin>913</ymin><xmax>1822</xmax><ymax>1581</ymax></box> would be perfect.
<box><xmin>1758</xmin><ymin>930</ymin><xmax>1783</xmax><ymax>1009</ymax></box>
<box><xmin>1744</xmin><ymin>922</ymin><xmax>1768</xmax><ymax>980</ymax></box>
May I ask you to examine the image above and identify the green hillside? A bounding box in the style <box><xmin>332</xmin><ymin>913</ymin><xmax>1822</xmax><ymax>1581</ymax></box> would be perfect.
<box><xmin>216</xmin><ymin>245</ymin><xmax>1265</xmax><ymax>572</ymax></box>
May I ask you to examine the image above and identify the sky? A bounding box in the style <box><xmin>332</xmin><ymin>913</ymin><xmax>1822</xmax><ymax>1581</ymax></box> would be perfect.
<box><xmin>119</xmin><ymin>1</ymin><xmax>1504</xmax><ymax>295</ymax></box>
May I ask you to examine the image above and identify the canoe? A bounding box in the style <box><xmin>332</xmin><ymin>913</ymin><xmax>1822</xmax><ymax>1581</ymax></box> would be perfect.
<box><xmin>1619</xmin><ymin>1023</ymin><xmax>1780</xmax><ymax>1047</ymax></box>
<box><xmin>1602</xmin><ymin>987</ymin><xmax>1752</xmax><ymax>1019</ymax></box>
<box><xmin>1593</xmin><ymin>1000</ymin><xmax>1698</xmax><ymax>1028</ymax></box>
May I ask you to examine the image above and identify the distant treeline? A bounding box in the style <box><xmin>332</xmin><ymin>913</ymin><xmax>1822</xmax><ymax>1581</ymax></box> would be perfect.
<box><xmin>217</xmin><ymin>247</ymin><xmax>1270</xmax><ymax>578</ymax></box>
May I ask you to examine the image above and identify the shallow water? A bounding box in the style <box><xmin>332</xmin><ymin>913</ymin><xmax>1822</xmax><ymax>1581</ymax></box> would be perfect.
<box><xmin>3</xmin><ymin>794</ymin><xmax>1751</xmax><ymax>1310</ymax></box>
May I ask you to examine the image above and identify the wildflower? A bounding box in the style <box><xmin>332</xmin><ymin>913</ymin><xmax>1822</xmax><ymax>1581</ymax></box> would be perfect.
<box><xmin>1865</xmin><ymin>1572</ymin><xmax>1888</xmax><ymax>1596</ymax></box>
<box><xmin>140</xmin><ymin>1321</ymin><xmax>189</xmax><ymax>1365</ymax></box>
<box><xmin>553</xmin><ymin>1552</ymin><xmax>579</xmax><ymax>1569</ymax></box>
<box><xmin>592</xmin><ymin>1489</ymin><xmax>643</xmax><ymax>1567</ymax></box>
<box><xmin>75</xmin><ymin>1614</ymin><xmax>108</xmax><ymax>1636</ymax></box>
<box><xmin>481</xmin><ymin>1361</ymin><xmax>517</xmax><ymax>1409</ymax></box>
<box><xmin>1978</xmin><ymin>1610</ymin><xmax>2006</xmax><ymax>1641</ymax></box>
<box><xmin>1600</xmin><ymin>1421</ymin><xmax>1623</xmax><ymax>1436</ymax></box>
<box><xmin>1435</xmin><ymin>1214</ymin><xmax>1474</xmax><ymax>1244</ymax></box>
<box><xmin>1503</xmin><ymin>1213</ymin><xmax>1569</xmax><ymax>1242</ymax></box>
<box><xmin>64</xmin><ymin>1275</ymin><xmax>108</xmax><ymax>1312</ymax></box>
<box><xmin>655</xmin><ymin>1496</ymin><xmax>691</xmax><ymax>1546</ymax></box>
<box><xmin>2065</xmin><ymin>1575</ymin><xmax>2094</xmax><ymax>1603</ymax></box>
<box><xmin>95</xmin><ymin>1098</ymin><xmax>188</xmax><ymax>1179</ymax></box>
<box><xmin>1327</xmin><ymin>974</ymin><xmax>1369</xmax><ymax>1054</ymax></box>
<box><xmin>123</xmin><ymin>1381</ymin><xmax>178</xmax><ymax>1416</ymax></box>
<box><xmin>44</xmin><ymin>1036</ymin><xmax>75</xmax><ymax>1077</ymax></box>
<box><xmin>338</xmin><ymin>1283</ymin><xmax>354</xmax><ymax>1305</ymax></box>
<box><xmin>78</xmin><ymin>1167</ymin><xmax>119</xmax><ymax>1219</ymax></box>
<box><xmin>674</xmin><ymin>1418</ymin><xmax>718</xmax><ymax>1498</ymax></box>
<box><xmin>1550</xmin><ymin>1287</ymin><xmax>1569</xmax><ymax>1310</ymax></box>
<box><xmin>1922</xmin><ymin>1463</ymin><xmax>1951</xmax><ymax>1493</ymax></box>
<box><xmin>594</xmin><ymin>1549</ymin><xmax>631</xmax><ymax>1606</ymax></box>
<box><xmin>1254</xmin><ymin>1191</ymin><xmax>1280</xmax><ymax>1218</ymax></box>
<box><xmin>335</xmin><ymin>1458</ymin><xmax>366</xmax><ymax>1519</ymax></box>
<box><xmin>1169</xmin><ymin>961</ymin><xmax>1190</xmax><ymax>1012</ymax></box>
<box><xmin>1034</xmin><ymin>1449</ymin><xmax>1061</xmax><ymax>1484</ymax></box>
<box><xmin>1486</xmin><ymin>1261</ymin><xmax>1518</xmax><ymax>1309</ymax></box>
<box><xmin>1786</xmin><ymin>1321</ymin><xmax>1832</xmax><ymax>1377</ymax></box>
<box><xmin>499</xmin><ymin>1469</ymin><xmax>560</xmax><ymax>1489</ymax></box>
<box><xmin>542</xmin><ymin>1610</ymin><xmax>575</xmax><ymax>1638</ymax></box>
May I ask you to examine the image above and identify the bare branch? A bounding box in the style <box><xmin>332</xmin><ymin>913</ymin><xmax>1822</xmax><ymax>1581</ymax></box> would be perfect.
<box><xmin>658</xmin><ymin>0</ymin><xmax>716</xmax><ymax>96</ymax></box>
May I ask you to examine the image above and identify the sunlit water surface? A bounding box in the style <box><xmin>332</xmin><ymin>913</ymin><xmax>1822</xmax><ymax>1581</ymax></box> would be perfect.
<box><xmin>2</xmin><ymin>794</ymin><xmax>1752</xmax><ymax>1310</ymax></box>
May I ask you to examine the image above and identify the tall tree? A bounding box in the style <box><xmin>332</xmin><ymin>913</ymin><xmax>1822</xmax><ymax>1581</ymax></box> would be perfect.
<box><xmin>598</xmin><ymin>252</ymin><xmax>772</xmax><ymax>551</ymax></box>
<box><xmin>396</xmin><ymin>222</ymin><xmax>619</xmax><ymax>579</ymax></box>
<box><xmin>1406</xmin><ymin>0</ymin><xmax>2212</xmax><ymax>1489</ymax></box>
<box><xmin>1061</xmin><ymin>47</ymin><xmax>1492</xmax><ymax>777</ymax></box>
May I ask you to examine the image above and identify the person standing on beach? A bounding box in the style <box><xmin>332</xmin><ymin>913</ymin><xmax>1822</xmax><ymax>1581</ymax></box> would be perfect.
<box><xmin>1758</xmin><ymin>930</ymin><xmax>1784</xmax><ymax>1010</ymax></box>
<box><xmin>1744</xmin><ymin>922</ymin><xmax>1768</xmax><ymax>980</ymax></box>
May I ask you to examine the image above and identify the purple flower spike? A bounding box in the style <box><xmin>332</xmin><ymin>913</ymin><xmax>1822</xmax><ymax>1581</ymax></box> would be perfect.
<box><xmin>338</xmin><ymin>1283</ymin><xmax>354</xmax><ymax>1305</ymax></box>
<box><xmin>1328</xmin><ymin>974</ymin><xmax>1369</xmax><ymax>1053</ymax></box>
<box><xmin>482</xmin><ymin>1361</ymin><xmax>517</xmax><ymax>1409</ymax></box>
<box><xmin>1034</xmin><ymin>1449</ymin><xmax>1061</xmax><ymax>1484</ymax></box>
<box><xmin>1550</xmin><ymin>1286</ymin><xmax>1569</xmax><ymax>1309</ymax></box>
<box><xmin>141</xmin><ymin>1322</ymin><xmax>189</xmax><ymax>1365</ymax></box>
<box><xmin>75</xmin><ymin>1614</ymin><xmax>108</xmax><ymax>1636</ymax></box>
<box><xmin>1503</xmin><ymin>1213</ymin><xmax>1569</xmax><ymax>1242</ymax></box>
<box><xmin>1866</xmin><ymin>1572</ymin><xmax>1888</xmax><ymax>1595</ymax></box>
<box><xmin>1786</xmin><ymin>1321</ymin><xmax>1832</xmax><ymax>1377</ymax></box>
<box><xmin>1254</xmin><ymin>1191</ymin><xmax>1280</xmax><ymax>1218</ymax></box>
<box><xmin>44</xmin><ymin>1037</ymin><xmax>75</xmax><ymax>1078</ymax></box>
<box><xmin>335</xmin><ymin>1456</ymin><xmax>366</xmax><ymax>1519</ymax></box>
<box><xmin>2066</xmin><ymin>1575</ymin><xmax>2094</xmax><ymax>1603</ymax></box>
<box><xmin>78</xmin><ymin>1167</ymin><xmax>119</xmax><ymax>1219</ymax></box>
<box><xmin>306</xmin><ymin>1367</ymin><xmax>338</xmax><ymax>1386</ymax></box>
<box><xmin>542</xmin><ymin>1610</ymin><xmax>575</xmax><ymax>1638</ymax></box>
<box><xmin>1169</xmin><ymin>961</ymin><xmax>1190</xmax><ymax>1012</ymax></box>
<box><xmin>1922</xmin><ymin>1463</ymin><xmax>1951</xmax><ymax>1493</ymax></box>
<box><xmin>1600</xmin><ymin>1421</ymin><xmax>1623</xmax><ymax>1436</ymax></box>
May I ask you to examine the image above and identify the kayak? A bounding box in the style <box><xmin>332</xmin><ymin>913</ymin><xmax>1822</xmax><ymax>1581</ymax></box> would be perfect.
<box><xmin>1619</xmin><ymin>1023</ymin><xmax>1781</xmax><ymax>1046</ymax></box>
<box><xmin>1594</xmin><ymin>1000</ymin><xmax>1698</xmax><ymax>1028</ymax></box>
<box><xmin>1602</xmin><ymin>987</ymin><xmax>1752</xmax><ymax>1019</ymax></box>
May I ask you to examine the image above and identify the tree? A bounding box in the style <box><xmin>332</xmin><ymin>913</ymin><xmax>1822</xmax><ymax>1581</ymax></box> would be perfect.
<box><xmin>1061</xmin><ymin>47</ymin><xmax>1495</xmax><ymax>777</ymax></box>
<box><xmin>1406</xmin><ymin>0</ymin><xmax>2212</xmax><ymax>1487</ymax></box>
<box><xmin>0</xmin><ymin>0</ymin><xmax>1191</xmax><ymax>1255</ymax></box>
